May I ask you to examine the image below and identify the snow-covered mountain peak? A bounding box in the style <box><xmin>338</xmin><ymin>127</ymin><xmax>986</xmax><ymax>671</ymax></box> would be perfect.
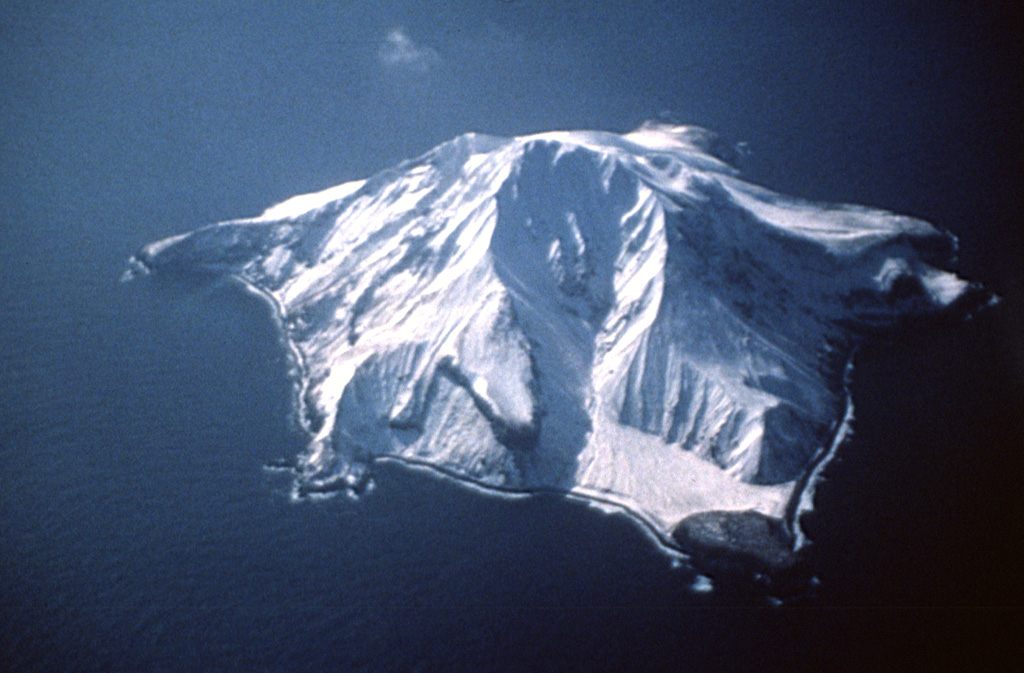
<box><xmin>246</xmin><ymin>124</ymin><xmax>736</xmax><ymax>227</ymax></box>
<box><xmin>126</xmin><ymin>125</ymin><xmax>981</xmax><ymax>554</ymax></box>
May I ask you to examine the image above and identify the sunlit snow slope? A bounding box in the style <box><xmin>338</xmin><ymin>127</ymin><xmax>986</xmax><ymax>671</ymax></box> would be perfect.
<box><xmin>126</xmin><ymin>123</ymin><xmax>979</xmax><ymax>546</ymax></box>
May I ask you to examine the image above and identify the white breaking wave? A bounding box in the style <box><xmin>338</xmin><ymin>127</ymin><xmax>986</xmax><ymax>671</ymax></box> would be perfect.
<box><xmin>126</xmin><ymin>123</ymin><xmax>980</xmax><ymax>549</ymax></box>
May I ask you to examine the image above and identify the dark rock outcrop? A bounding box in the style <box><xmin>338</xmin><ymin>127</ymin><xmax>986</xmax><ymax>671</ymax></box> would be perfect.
<box><xmin>672</xmin><ymin>510</ymin><xmax>812</xmax><ymax>597</ymax></box>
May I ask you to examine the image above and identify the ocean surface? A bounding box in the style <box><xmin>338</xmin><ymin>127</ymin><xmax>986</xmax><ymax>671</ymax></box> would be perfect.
<box><xmin>2</xmin><ymin>177</ymin><xmax>1022</xmax><ymax>671</ymax></box>
<box><xmin>3</xmin><ymin>3</ymin><xmax>1022</xmax><ymax>668</ymax></box>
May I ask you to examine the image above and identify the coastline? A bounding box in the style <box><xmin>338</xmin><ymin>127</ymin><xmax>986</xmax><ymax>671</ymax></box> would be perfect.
<box><xmin>225</xmin><ymin>275</ymin><xmax>316</xmax><ymax>438</ymax></box>
<box><xmin>224</xmin><ymin>272</ymin><xmax>827</xmax><ymax>564</ymax></box>
<box><xmin>370</xmin><ymin>454</ymin><xmax>690</xmax><ymax>562</ymax></box>
<box><xmin>786</xmin><ymin>358</ymin><xmax>857</xmax><ymax>550</ymax></box>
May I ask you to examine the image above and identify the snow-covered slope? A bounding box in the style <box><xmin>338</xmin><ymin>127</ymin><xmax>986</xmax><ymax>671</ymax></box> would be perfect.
<box><xmin>126</xmin><ymin>123</ymin><xmax>979</xmax><ymax>548</ymax></box>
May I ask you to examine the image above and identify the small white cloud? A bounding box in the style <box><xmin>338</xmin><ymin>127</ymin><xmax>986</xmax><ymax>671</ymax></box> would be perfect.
<box><xmin>379</xmin><ymin>27</ymin><xmax>441</xmax><ymax>73</ymax></box>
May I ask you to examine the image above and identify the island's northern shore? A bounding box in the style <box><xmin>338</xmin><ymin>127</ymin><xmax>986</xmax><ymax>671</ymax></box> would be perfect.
<box><xmin>115</xmin><ymin>263</ymin><xmax>835</xmax><ymax>601</ymax></box>
<box><xmin>229</xmin><ymin>269</ymin><xmax>832</xmax><ymax>580</ymax></box>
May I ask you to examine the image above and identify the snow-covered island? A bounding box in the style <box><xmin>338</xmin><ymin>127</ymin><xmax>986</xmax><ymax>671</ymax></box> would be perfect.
<box><xmin>126</xmin><ymin>123</ymin><xmax>983</xmax><ymax>571</ymax></box>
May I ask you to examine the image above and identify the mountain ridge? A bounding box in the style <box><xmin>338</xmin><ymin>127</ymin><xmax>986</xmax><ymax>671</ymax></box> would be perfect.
<box><xmin>126</xmin><ymin>123</ymin><xmax>980</xmax><ymax>556</ymax></box>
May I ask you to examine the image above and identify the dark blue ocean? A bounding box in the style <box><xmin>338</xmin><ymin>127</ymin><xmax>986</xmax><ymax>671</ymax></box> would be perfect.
<box><xmin>2</xmin><ymin>176</ymin><xmax>1022</xmax><ymax>671</ymax></box>
<box><xmin>3</xmin><ymin>3</ymin><xmax>1023</xmax><ymax>667</ymax></box>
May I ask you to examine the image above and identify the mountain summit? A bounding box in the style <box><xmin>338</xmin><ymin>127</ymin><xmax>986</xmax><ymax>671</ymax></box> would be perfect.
<box><xmin>126</xmin><ymin>124</ymin><xmax>980</xmax><ymax>554</ymax></box>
